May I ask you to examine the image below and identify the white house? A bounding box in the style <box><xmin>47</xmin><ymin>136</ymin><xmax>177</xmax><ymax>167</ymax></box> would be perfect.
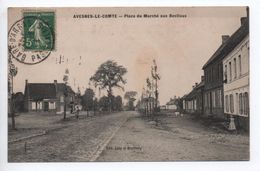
<box><xmin>223</xmin><ymin>15</ymin><xmax>249</xmax><ymax>130</ymax></box>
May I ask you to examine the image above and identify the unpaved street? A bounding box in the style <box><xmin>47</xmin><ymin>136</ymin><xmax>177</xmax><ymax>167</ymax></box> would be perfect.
<box><xmin>8</xmin><ymin>111</ymin><xmax>133</xmax><ymax>162</ymax></box>
<box><xmin>8</xmin><ymin>111</ymin><xmax>249</xmax><ymax>162</ymax></box>
<box><xmin>98</xmin><ymin>113</ymin><xmax>249</xmax><ymax>161</ymax></box>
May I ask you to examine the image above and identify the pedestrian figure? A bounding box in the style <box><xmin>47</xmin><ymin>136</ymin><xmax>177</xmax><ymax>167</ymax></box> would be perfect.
<box><xmin>75</xmin><ymin>105</ymin><xmax>80</xmax><ymax>119</ymax></box>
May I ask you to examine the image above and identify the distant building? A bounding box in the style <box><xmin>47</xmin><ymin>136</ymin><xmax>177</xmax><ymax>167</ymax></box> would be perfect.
<box><xmin>24</xmin><ymin>80</ymin><xmax>76</xmax><ymax>113</ymax></box>
<box><xmin>166</xmin><ymin>97</ymin><xmax>178</xmax><ymax>110</ymax></box>
<box><xmin>182</xmin><ymin>76</ymin><xmax>204</xmax><ymax>114</ymax></box>
<box><xmin>160</xmin><ymin>105</ymin><xmax>166</xmax><ymax>110</ymax></box>
<box><xmin>223</xmin><ymin>14</ymin><xmax>249</xmax><ymax>130</ymax></box>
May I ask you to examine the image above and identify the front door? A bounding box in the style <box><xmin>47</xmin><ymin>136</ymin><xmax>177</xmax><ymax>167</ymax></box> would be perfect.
<box><xmin>44</xmin><ymin>102</ymin><xmax>49</xmax><ymax>111</ymax></box>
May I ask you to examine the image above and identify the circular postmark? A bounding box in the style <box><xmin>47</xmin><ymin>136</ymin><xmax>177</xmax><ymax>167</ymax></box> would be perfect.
<box><xmin>8</xmin><ymin>16</ymin><xmax>54</xmax><ymax>65</ymax></box>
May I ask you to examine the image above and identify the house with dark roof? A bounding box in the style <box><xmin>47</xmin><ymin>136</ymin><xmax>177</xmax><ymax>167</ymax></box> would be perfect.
<box><xmin>182</xmin><ymin>76</ymin><xmax>204</xmax><ymax>114</ymax></box>
<box><xmin>24</xmin><ymin>80</ymin><xmax>76</xmax><ymax>113</ymax></box>
<box><xmin>166</xmin><ymin>96</ymin><xmax>179</xmax><ymax>110</ymax></box>
<box><xmin>202</xmin><ymin>35</ymin><xmax>226</xmax><ymax>118</ymax></box>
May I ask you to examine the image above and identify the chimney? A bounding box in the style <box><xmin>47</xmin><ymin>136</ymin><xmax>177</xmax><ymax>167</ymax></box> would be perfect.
<box><xmin>195</xmin><ymin>82</ymin><xmax>198</xmax><ymax>86</ymax></box>
<box><xmin>25</xmin><ymin>79</ymin><xmax>28</xmax><ymax>85</ymax></box>
<box><xmin>222</xmin><ymin>35</ymin><xmax>230</xmax><ymax>44</ymax></box>
<box><xmin>54</xmin><ymin>80</ymin><xmax>58</xmax><ymax>94</ymax></box>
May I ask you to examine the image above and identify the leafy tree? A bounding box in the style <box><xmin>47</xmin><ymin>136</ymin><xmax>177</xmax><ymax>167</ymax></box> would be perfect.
<box><xmin>98</xmin><ymin>96</ymin><xmax>110</xmax><ymax>111</ymax></box>
<box><xmin>13</xmin><ymin>92</ymin><xmax>24</xmax><ymax>113</ymax></box>
<box><xmin>124</xmin><ymin>91</ymin><xmax>137</xmax><ymax>111</ymax></box>
<box><xmin>90</xmin><ymin>60</ymin><xmax>127</xmax><ymax>112</ymax></box>
<box><xmin>114</xmin><ymin>95</ymin><xmax>123</xmax><ymax>111</ymax></box>
<box><xmin>82</xmin><ymin>88</ymin><xmax>95</xmax><ymax>111</ymax></box>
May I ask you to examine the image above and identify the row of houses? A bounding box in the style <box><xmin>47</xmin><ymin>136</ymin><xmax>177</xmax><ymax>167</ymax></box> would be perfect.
<box><xmin>182</xmin><ymin>9</ymin><xmax>249</xmax><ymax>130</ymax></box>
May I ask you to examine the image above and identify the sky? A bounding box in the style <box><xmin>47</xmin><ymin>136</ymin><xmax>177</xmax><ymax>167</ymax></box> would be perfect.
<box><xmin>9</xmin><ymin>7</ymin><xmax>247</xmax><ymax>105</ymax></box>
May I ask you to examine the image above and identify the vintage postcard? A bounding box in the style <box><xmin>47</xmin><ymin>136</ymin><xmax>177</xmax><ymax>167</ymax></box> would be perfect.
<box><xmin>7</xmin><ymin>7</ymin><xmax>249</xmax><ymax>162</ymax></box>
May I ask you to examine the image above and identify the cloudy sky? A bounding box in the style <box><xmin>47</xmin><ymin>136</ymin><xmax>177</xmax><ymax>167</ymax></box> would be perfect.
<box><xmin>9</xmin><ymin>7</ymin><xmax>247</xmax><ymax>105</ymax></box>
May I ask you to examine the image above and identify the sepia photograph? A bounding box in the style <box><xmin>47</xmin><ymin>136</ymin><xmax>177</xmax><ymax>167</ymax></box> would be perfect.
<box><xmin>7</xmin><ymin>7</ymin><xmax>249</xmax><ymax>162</ymax></box>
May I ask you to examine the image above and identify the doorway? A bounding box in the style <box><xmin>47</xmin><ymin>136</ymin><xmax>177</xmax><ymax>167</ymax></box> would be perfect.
<box><xmin>44</xmin><ymin>102</ymin><xmax>49</xmax><ymax>111</ymax></box>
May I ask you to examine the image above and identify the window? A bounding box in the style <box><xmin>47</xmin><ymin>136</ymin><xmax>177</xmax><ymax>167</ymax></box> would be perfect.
<box><xmin>230</xmin><ymin>94</ymin><xmax>234</xmax><ymax>113</ymax></box>
<box><xmin>234</xmin><ymin>58</ymin><xmax>237</xmax><ymax>78</ymax></box>
<box><xmin>218</xmin><ymin>64</ymin><xmax>222</xmax><ymax>80</ymax></box>
<box><xmin>212</xmin><ymin>91</ymin><xmax>215</xmax><ymax>108</ymax></box>
<box><xmin>244</xmin><ymin>92</ymin><xmax>249</xmax><ymax>116</ymax></box>
<box><xmin>204</xmin><ymin>94</ymin><xmax>208</xmax><ymax>108</ymax></box>
<box><xmin>239</xmin><ymin>93</ymin><xmax>243</xmax><ymax>115</ymax></box>
<box><xmin>60</xmin><ymin>95</ymin><xmax>64</xmax><ymax>102</ymax></box>
<box><xmin>238</xmin><ymin>55</ymin><xmax>242</xmax><ymax>76</ymax></box>
<box><xmin>236</xmin><ymin>93</ymin><xmax>239</xmax><ymax>114</ymax></box>
<box><xmin>224</xmin><ymin>65</ymin><xmax>227</xmax><ymax>81</ymax></box>
<box><xmin>32</xmin><ymin>102</ymin><xmax>36</xmax><ymax>110</ymax></box>
<box><xmin>229</xmin><ymin>62</ymin><xmax>232</xmax><ymax>81</ymax></box>
<box><xmin>49</xmin><ymin>102</ymin><xmax>56</xmax><ymax>109</ymax></box>
<box><xmin>225</xmin><ymin>95</ymin><xmax>229</xmax><ymax>112</ymax></box>
<box><xmin>215</xmin><ymin>90</ymin><xmax>219</xmax><ymax>107</ymax></box>
<box><xmin>37</xmin><ymin>101</ymin><xmax>42</xmax><ymax>110</ymax></box>
<box><xmin>219</xmin><ymin>90</ymin><xmax>222</xmax><ymax>107</ymax></box>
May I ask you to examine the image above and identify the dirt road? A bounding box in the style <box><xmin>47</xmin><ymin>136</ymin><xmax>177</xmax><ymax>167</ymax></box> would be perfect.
<box><xmin>98</xmin><ymin>113</ymin><xmax>249</xmax><ymax>161</ymax></box>
<box><xmin>8</xmin><ymin>111</ymin><xmax>134</xmax><ymax>162</ymax></box>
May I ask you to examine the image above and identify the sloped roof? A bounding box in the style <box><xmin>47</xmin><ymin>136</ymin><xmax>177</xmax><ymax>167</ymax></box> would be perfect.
<box><xmin>57</xmin><ymin>83</ymin><xmax>74</xmax><ymax>94</ymax></box>
<box><xmin>183</xmin><ymin>80</ymin><xmax>204</xmax><ymax>100</ymax></box>
<box><xmin>26</xmin><ymin>82</ymin><xmax>75</xmax><ymax>100</ymax></box>
<box><xmin>27</xmin><ymin>83</ymin><xmax>56</xmax><ymax>100</ymax></box>
<box><xmin>202</xmin><ymin>18</ymin><xmax>249</xmax><ymax>69</ymax></box>
<box><xmin>166</xmin><ymin>98</ymin><xmax>178</xmax><ymax>105</ymax></box>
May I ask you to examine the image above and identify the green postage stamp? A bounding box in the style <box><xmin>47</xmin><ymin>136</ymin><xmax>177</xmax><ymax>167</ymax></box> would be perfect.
<box><xmin>23</xmin><ymin>12</ymin><xmax>55</xmax><ymax>51</ymax></box>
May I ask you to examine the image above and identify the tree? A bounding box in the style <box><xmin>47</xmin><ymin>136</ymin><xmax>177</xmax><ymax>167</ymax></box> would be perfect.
<box><xmin>114</xmin><ymin>95</ymin><xmax>123</xmax><ymax>111</ymax></box>
<box><xmin>98</xmin><ymin>96</ymin><xmax>110</xmax><ymax>111</ymax></box>
<box><xmin>90</xmin><ymin>60</ymin><xmax>127</xmax><ymax>112</ymax></box>
<box><xmin>82</xmin><ymin>88</ymin><xmax>95</xmax><ymax>114</ymax></box>
<box><xmin>124</xmin><ymin>91</ymin><xmax>137</xmax><ymax>111</ymax></box>
<box><xmin>13</xmin><ymin>92</ymin><xmax>24</xmax><ymax>113</ymax></box>
<box><xmin>8</xmin><ymin>46</ymin><xmax>18</xmax><ymax>129</ymax></box>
